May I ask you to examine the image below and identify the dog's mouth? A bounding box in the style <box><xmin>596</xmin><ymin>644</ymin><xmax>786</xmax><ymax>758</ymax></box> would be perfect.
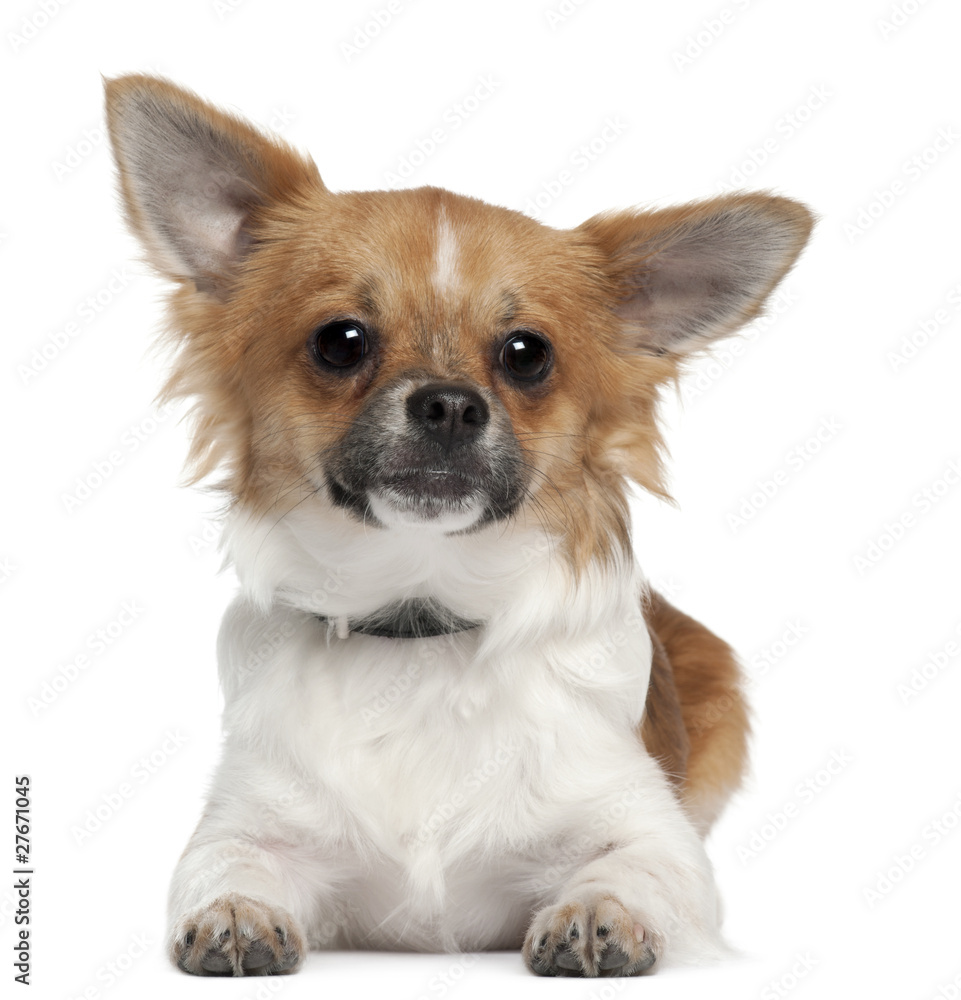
<box><xmin>380</xmin><ymin>468</ymin><xmax>483</xmax><ymax>506</ymax></box>
<box><xmin>328</xmin><ymin>460</ymin><xmax>522</xmax><ymax>531</ymax></box>
<box><xmin>369</xmin><ymin>465</ymin><xmax>490</xmax><ymax>529</ymax></box>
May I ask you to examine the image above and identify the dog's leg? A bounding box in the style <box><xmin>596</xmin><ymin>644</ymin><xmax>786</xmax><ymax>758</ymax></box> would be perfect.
<box><xmin>523</xmin><ymin>767</ymin><xmax>725</xmax><ymax>977</ymax></box>
<box><xmin>166</xmin><ymin>820</ymin><xmax>311</xmax><ymax>976</ymax></box>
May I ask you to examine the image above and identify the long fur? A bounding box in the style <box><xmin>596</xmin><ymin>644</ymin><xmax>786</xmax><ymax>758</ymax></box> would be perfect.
<box><xmin>104</xmin><ymin>74</ymin><xmax>812</xmax><ymax>978</ymax></box>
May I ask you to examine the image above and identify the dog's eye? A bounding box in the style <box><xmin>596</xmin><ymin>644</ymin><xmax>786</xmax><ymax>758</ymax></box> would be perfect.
<box><xmin>501</xmin><ymin>332</ymin><xmax>552</xmax><ymax>382</ymax></box>
<box><xmin>312</xmin><ymin>321</ymin><xmax>367</xmax><ymax>368</ymax></box>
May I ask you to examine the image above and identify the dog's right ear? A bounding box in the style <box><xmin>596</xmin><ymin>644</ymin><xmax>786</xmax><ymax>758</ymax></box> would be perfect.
<box><xmin>104</xmin><ymin>74</ymin><xmax>322</xmax><ymax>296</ymax></box>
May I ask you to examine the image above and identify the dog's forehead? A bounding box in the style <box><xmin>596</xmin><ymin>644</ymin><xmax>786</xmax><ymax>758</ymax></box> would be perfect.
<box><xmin>324</xmin><ymin>187</ymin><xmax>586</xmax><ymax>332</ymax></box>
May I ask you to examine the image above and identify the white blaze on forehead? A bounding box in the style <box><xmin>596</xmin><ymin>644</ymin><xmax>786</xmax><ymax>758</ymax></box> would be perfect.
<box><xmin>432</xmin><ymin>208</ymin><xmax>461</xmax><ymax>296</ymax></box>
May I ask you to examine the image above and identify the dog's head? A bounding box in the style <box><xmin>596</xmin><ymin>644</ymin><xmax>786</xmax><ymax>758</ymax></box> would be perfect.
<box><xmin>106</xmin><ymin>75</ymin><xmax>812</xmax><ymax>569</ymax></box>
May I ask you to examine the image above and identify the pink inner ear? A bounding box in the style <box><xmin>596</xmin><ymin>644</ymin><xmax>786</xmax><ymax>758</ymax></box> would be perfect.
<box><xmin>120</xmin><ymin>129</ymin><xmax>261</xmax><ymax>289</ymax></box>
<box><xmin>616</xmin><ymin>253</ymin><xmax>731</xmax><ymax>354</ymax></box>
<box><xmin>611</xmin><ymin>204</ymin><xmax>811</xmax><ymax>356</ymax></box>
<box><xmin>159</xmin><ymin>153</ymin><xmax>253</xmax><ymax>281</ymax></box>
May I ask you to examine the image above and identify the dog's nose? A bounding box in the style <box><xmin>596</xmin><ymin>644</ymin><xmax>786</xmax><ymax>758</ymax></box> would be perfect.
<box><xmin>406</xmin><ymin>383</ymin><xmax>490</xmax><ymax>450</ymax></box>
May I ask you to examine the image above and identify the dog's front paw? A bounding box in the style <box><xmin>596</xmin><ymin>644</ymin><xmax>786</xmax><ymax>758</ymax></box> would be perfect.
<box><xmin>170</xmin><ymin>893</ymin><xmax>304</xmax><ymax>976</ymax></box>
<box><xmin>524</xmin><ymin>893</ymin><xmax>658</xmax><ymax>977</ymax></box>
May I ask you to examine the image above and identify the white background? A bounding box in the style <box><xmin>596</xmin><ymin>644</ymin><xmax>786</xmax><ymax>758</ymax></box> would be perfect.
<box><xmin>3</xmin><ymin>0</ymin><xmax>960</xmax><ymax>998</ymax></box>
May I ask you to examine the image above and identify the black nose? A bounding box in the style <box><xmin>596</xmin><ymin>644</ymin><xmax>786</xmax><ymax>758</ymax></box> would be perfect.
<box><xmin>406</xmin><ymin>383</ymin><xmax>490</xmax><ymax>450</ymax></box>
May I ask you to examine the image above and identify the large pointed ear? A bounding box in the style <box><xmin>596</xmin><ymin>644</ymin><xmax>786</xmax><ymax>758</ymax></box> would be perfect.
<box><xmin>578</xmin><ymin>194</ymin><xmax>813</xmax><ymax>355</ymax></box>
<box><xmin>104</xmin><ymin>74</ymin><xmax>322</xmax><ymax>295</ymax></box>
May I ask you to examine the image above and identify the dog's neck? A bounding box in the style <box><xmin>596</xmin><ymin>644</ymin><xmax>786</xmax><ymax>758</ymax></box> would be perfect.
<box><xmin>224</xmin><ymin>500</ymin><xmax>641</xmax><ymax>653</ymax></box>
<box><xmin>315</xmin><ymin>598</ymin><xmax>482</xmax><ymax>640</ymax></box>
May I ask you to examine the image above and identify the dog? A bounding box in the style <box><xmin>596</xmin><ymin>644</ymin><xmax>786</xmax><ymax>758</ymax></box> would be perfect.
<box><xmin>104</xmin><ymin>74</ymin><xmax>812</xmax><ymax>978</ymax></box>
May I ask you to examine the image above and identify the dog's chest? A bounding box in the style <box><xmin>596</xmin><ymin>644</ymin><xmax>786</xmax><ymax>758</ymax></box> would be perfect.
<box><xmin>304</xmin><ymin>634</ymin><xmax>578</xmax><ymax>833</ymax></box>
<box><xmin>222</xmin><ymin>599</ymin><xmax>655</xmax><ymax>948</ymax></box>
<box><xmin>299</xmin><ymin>637</ymin><xmax>643</xmax><ymax>948</ymax></box>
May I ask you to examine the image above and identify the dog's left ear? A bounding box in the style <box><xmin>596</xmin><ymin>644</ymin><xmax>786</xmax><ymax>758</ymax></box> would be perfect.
<box><xmin>578</xmin><ymin>194</ymin><xmax>813</xmax><ymax>355</ymax></box>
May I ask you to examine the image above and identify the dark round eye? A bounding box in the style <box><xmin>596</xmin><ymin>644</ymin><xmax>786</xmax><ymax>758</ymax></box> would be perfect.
<box><xmin>501</xmin><ymin>331</ymin><xmax>552</xmax><ymax>381</ymax></box>
<box><xmin>312</xmin><ymin>320</ymin><xmax>367</xmax><ymax>368</ymax></box>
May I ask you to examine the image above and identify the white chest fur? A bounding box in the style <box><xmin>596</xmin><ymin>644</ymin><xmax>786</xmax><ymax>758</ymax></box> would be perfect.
<box><xmin>196</xmin><ymin>504</ymin><xmax>672</xmax><ymax>950</ymax></box>
<box><xmin>214</xmin><ymin>599</ymin><xmax>661</xmax><ymax>949</ymax></box>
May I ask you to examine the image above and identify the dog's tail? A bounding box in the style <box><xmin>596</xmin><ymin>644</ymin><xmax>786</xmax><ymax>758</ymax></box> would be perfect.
<box><xmin>640</xmin><ymin>591</ymin><xmax>751</xmax><ymax>836</ymax></box>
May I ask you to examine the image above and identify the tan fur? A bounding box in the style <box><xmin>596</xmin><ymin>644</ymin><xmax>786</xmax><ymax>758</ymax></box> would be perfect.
<box><xmin>525</xmin><ymin>892</ymin><xmax>657</xmax><ymax>976</ymax></box>
<box><xmin>640</xmin><ymin>623</ymin><xmax>691</xmax><ymax>788</ymax></box>
<box><xmin>106</xmin><ymin>76</ymin><xmax>677</xmax><ymax>570</ymax></box>
<box><xmin>105</xmin><ymin>76</ymin><xmax>806</xmax><ymax>844</ymax></box>
<box><xmin>171</xmin><ymin>891</ymin><xmax>304</xmax><ymax>976</ymax></box>
<box><xmin>105</xmin><ymin>74</ymin><xmax>322</xmax><ymax>291</ymax></box>
<box><xmin>642</xmin><ymin>592</ymin><xmax>750</xmax><ymax>835</ymax></box>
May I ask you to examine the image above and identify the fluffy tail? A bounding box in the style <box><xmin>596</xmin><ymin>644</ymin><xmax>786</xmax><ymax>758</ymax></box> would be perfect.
<box><xmin>640</xmin><ymin>592</ymin><xmax>751</xmax><ymax>835</ymax></box>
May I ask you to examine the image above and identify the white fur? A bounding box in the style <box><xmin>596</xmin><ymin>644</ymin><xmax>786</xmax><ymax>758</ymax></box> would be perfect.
<box><xmin>167</xmin><ymin>495</ymin><xmax>726</xmax><ymax>965</ymax></box>
<box><xmin>366</xmin><ymin>490</ymin><xmax>485</xmax><ymax>534</ymax></box>
<box><xmin>431</xmin><ymin>208</ymin><xmax>460</xmax><ymax>297</ymax></box>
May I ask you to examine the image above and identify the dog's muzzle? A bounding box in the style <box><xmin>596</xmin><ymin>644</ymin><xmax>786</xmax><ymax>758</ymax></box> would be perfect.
<box><xmin>325</xmin><ymin>378</ymin><xmax>529</xmax><ymax>532</ymax></box>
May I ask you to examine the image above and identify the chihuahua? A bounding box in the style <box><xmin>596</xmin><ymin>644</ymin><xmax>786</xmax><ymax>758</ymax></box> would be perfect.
<box><xmin>105</xmin><ymin>75</ymin><xmax>811</xmax><ymax>978</ymax></box>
